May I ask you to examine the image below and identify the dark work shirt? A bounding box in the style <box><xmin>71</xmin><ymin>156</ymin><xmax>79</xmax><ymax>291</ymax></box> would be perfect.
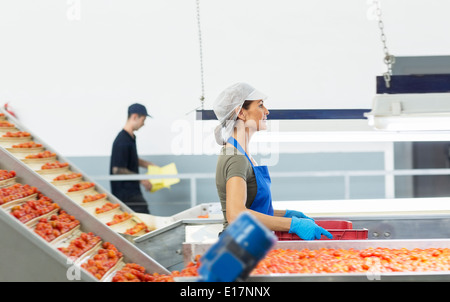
<box><xmin>110</xmin><ymin>129</ymin><xmax>141</xmax><ymax>199</ymax></box>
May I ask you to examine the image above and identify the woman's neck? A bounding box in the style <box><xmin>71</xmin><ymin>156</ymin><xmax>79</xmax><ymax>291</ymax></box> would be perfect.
<box><xmin>228</xmin><ymin>120</ymin><xmax>255</xmax><ymax>154</ymax></box>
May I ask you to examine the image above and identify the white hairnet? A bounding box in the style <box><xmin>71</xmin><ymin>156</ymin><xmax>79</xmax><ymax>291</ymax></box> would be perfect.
<box><xmin>213</xmin><ymin>82</ymin><xmax>267</xmax><ymax>145</ymax></box>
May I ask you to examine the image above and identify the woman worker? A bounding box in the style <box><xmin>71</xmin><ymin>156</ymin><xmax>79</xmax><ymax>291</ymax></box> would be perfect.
<box><xmin>214</xmin><ymin>82</ymin><xmax>333</xmax><ymax>240</ymax></box>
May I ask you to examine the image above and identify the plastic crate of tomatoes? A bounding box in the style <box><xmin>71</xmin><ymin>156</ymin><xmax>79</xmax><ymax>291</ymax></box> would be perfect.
<box><xmin>315</xmin><ymin>220</ymin><xmax>353</xmax><ymax>229</ymax></box>
<box><xmin>274</xmin><ymin>220</ymin><xmax>368</xmax><ymax>241</ymax></box>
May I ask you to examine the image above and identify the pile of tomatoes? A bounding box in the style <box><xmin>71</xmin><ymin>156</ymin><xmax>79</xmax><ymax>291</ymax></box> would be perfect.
<box><xmin>123</xmin><ymin>222</ymin><xmax>150</xmax><ymax>236</ymax></box>
<box><xmin>0</xmin><ymin>169</ymin><xmax>16</xmax><ymax>181</ymax></box>
<box><xmin>112</xmin><ymin>263</ymin><xmax>158</xmax><ymax>282</ymax></box>
<box><xmin>25</xmin><ymin>150</ymin><xmax>56</xmax><ymax>159</ymax></box>
<box><xmin>81</xmin><ymin>242</ymin><xmax>123</xmax><ymax>280</ymax></box>
<box><xmin>82</xmin><ymin>193</ymin><xmax>107</xmax><ymax>203</ymax></box>
<box><xmin>41</xmin><ymin>161</ymin><xmax>69</xmax><ymax>170</ymax></box>
<box><xmin>34</xmin><ymin>210</ymin><xmax>80</xmax><ymax>242</ymax></box>
<box><xmin>10</xmin><ymin>196</ymin><xmax>59</xmax><ymax>223</ymax></box>
<box><xmin>112</xmin><ymin>255</ymin><xmax>201</xmax><ymax>282</ymax></box>
<box><xmin>0</xmin><ymin>121</ymin><xmax>15</xmax><ymax>128</ymax></box>
<box><xmin>2</xmin><ymin>131</ymin><xmax>30</xmax><ymax>138</ymax></box>
<box><xmin>53</xmin><ymin>173</ymin><xmax>82</xmax><ymax>181</ymax></box>
<box><xmin>58</xmin><ymin>232</ymin><xmax>101</xmax><ymax>259</ymax></box>
<box><xmin>106</xmin><ymin>212</ymin><xmax>132</xmax><ymax>226</ymax></box>
<box><xmin>112</xmin><ymin>263</ymin><xmax>176</xmax><ymax>282</ymax></box>
<box><xmin>0</xmin><ymin>183</ymin><xmax>38</xmax><ymax>205</ymax></box>
<box><xmin>12</xmin><ymin>141</ymin><xmax>43</xmax><ymax>148</ymax></box>
<box><xmin>124</xmin><ymin>247</ymin><xmax>450</xmax><ymax>282</ymax></box>
<box><xmin>95</xmin><ymin>202</ymin><xmax>120</xmax><ymax>214</ymax></box>
<box><xmin>67</xmin><ymin>182</ymin><xmax>94</xmax><ymax>192</ymax></box>
<box><xmin>252</xmin><ymin>248</ymin><xmax>450</xmax><ymax>275</ymax></box>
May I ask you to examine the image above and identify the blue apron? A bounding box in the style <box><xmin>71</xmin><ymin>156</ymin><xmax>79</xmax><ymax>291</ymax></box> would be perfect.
<box><xmin>227</xmin><ymin>137</ymin><xmax>274</xmax><ymax>216</ymax></box>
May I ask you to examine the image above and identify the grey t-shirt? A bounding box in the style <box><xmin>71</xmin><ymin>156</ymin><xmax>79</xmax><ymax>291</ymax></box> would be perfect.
<box><xmin>215</xmin><ymin>147</ymin><xmax>257</xmax><ymax>228</ymax></box>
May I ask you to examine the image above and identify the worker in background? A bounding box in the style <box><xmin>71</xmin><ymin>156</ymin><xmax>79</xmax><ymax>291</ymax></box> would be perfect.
<box><xmin>214</xmin><ymin>82</ymin><xmax>333</xmax><ymax>240</ymax></box>
<box><xmin>110</xmin><ymin>103</ymin><xmax>157</xmax><ymax>214</ymax></box>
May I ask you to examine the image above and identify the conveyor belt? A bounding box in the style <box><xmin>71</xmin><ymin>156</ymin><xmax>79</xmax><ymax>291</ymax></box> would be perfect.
<box><xmin>183</xmin><ymin>239</ymin><xmax>450</xmax><ymax>281</ymax></box>
<box><xmin>0</xmin><ymin>108</ymin><xmax>225</xmax><ymax>279</ymax></box>
<box><xmin>0</xmin><ymin>110</ymin><xmax>169</xmax><ymax>281</ymax></box>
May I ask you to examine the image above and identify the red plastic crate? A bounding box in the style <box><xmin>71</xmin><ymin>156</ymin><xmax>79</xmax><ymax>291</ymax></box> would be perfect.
<box><xmin>274</xmin><ymin>219</ymin><xmax>367</xmax><ymax>240</ymax></box>
<box><xmin>315</xmin><ymin>220</ymin><xmax>353</xmax><ymax>229</ymax></box>
<box><xmin>275</xmin><ymin>229</ymin><xmax>368</xmax><ymax>241</ymax></box>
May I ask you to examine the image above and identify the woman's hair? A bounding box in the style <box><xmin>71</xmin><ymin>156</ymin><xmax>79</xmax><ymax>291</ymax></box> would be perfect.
<box><xmin>242</xmin><ymin>100</ymin><xmax>253</xmax><ymax>110</ymax></box>
<box><xmin>214</xmin><ymin>100</ymin><xmax>255</xmax><ymax>145</ymax></box>
<box><xmin>235</xmin><ymin>100</ymin><xmax>253</xmax><ymax>120</ymax></box>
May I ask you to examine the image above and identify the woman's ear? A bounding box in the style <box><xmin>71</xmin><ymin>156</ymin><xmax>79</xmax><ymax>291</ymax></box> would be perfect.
<box><xmin>236</xmin><ymin>107</ymin><xmax>246</xmax><ymax>121</ymax></box>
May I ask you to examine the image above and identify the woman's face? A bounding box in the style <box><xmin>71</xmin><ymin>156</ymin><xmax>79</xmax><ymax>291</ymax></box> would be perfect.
<box><xmin>241</xmin><ymin>100</ymin><xmax>270</xmax><ymax>131</ymax></box>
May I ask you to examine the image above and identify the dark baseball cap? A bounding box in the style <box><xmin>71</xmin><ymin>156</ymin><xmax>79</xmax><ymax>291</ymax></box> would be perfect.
<box><xmin>128</xmin><ymin>103</ymin><xmax>152</xmax><ymax>118</ymax></box>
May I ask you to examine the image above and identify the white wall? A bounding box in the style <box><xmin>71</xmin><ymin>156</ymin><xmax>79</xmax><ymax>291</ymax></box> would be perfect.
<box><xmin>1</xmin><ymin>0</ymin><xmax>450</xmax><ymax>156</ymax></box>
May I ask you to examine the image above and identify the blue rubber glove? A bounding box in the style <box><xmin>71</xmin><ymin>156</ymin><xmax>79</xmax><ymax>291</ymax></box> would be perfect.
<box><xmin>289</xmin><ymin>217</ymin><xmax>333</xmax><ymax>240</ymax></box>
<box><xmin>284</xmin><ymin>209</ymin><xmax>314</xmax><ymax>221</ymax></box>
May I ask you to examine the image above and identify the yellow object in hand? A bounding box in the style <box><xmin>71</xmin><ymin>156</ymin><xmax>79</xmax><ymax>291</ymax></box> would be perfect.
<box><xmin>147</xmin><ymin>163</ymin><xmax>180</xmax><ymax>193</ymax></box>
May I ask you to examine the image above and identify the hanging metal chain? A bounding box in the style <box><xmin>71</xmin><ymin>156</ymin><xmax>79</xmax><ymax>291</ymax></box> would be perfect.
<box><xmin>196</xmin><ymin>0</ymin><xmax>205</xmax><ymax>110</ymax></box>
<box><xmin>375</xmin><ymin>0</ymin><xmax>395</xmax><ymax>88</ymax></box>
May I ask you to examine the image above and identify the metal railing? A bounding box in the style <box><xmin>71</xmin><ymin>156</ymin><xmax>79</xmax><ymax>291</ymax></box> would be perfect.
<box><xmin>91</xmin><ymin>168</ymin><xmax>450</xmax><ymax>207</ymax></box>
